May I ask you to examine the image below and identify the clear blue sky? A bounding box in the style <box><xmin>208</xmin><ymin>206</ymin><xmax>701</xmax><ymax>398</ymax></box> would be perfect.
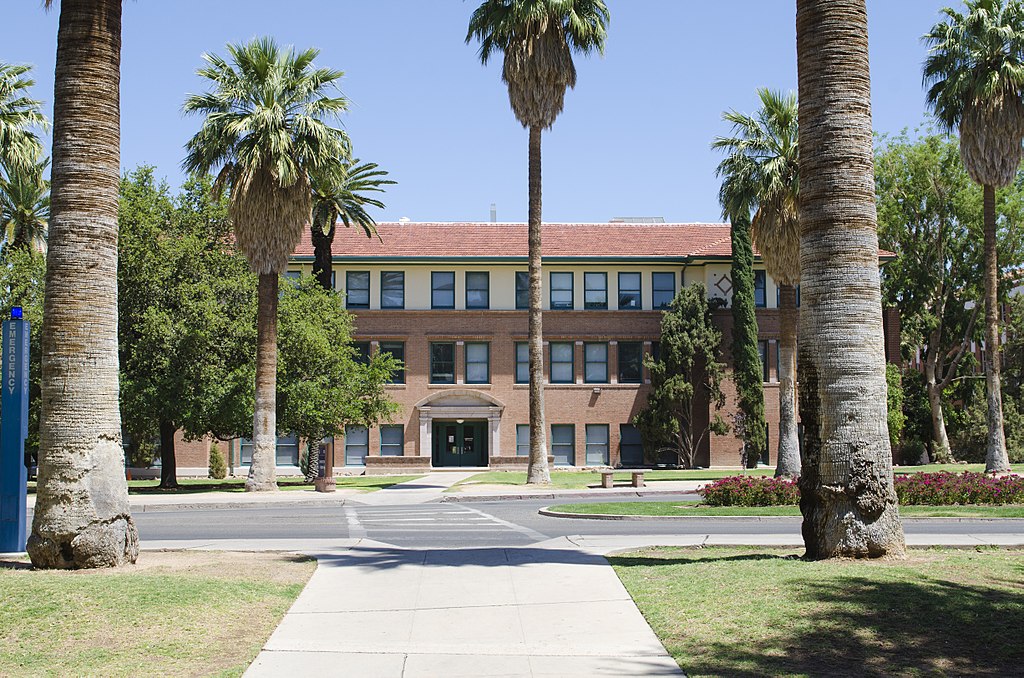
<box><xmin>6</xmin><ymin>1</ymin><xmax>949</xmax><ymax>224</ymax></box>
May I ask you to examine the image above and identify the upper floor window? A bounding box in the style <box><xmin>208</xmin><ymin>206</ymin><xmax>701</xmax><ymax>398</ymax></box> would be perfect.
<box><xmin>346</xmin><ymin>271</ymin><xmax>370</xmax><ymax>309</ymax></box>
<box><xmin>515</xmin><ymin>342</ymin><xmax>529</xmax><ymax>384</ymax></box>
<box><xmin>515</xmin><ymin>271</ymin><xmax>529</xmax><ymax>310</ymax></box>
<box><xmin>584</xmin><ymin>342</ymin><xmax>608</xmax><ymax>383</ymax></box>
<box><xmin>466</xmin><ymin>272</ymin><xmax>490</xmax><ymax>309</ymax></box>
<box><xmin>430</xmin><ymin>342</ymin><xmax>455</xmax><ymax>383</ymax></box>
<box><xmin>550</xmin><ymin>342</ymin><xmax>574</xmax><ymax>383</ymax></box>
<box><xmin>465</xmin><ymin>342</ymin><xmax>490</xmax><ymax>384</ymax></box>
<box><xmin>380</xmin><ymin>341</ymin><xmax>405</xmax><ymax>384</ymax></box>
<box><xmin>652</xmin><ymin>272</ymin><xmax>676</xmax><ymax>310</ymax></box>
<box><xmin>618</xmin><ymin>341</ymin><xmax>644</xmax><ymax>384</ymax></box>
<box><xmin>381</xmin><ymin>271</ymin><xmax>405</xmax><ymax>309</ymax></box>
<box><xmin>754</xmin><ymin>270</ymin><xmax>767</xmax><ymax>308</ymax></box>
<box><xmin>618</xmin><ymin>272</ymin><xmax>641</xmax><ymax>310</ymax></box>
<box><xmin>284</xmin><ymin>270</ymin><xmax>302</xmax><ymax>286</ymax></box>
<box><xmin>776</xmin><ymin>283</ymin><xmax>801</xmax><ymax>308</ymax></box>
<box><xmin>352</xmin><ymin>341</ymin><xmax>371</xmax><ymax>365</ymax></box>
<box><xmin>584</xmin><ymin>272</ymin><xmax>608</xmax><ymax>310</ymax></box>
<box><xmin>758</xmin><ymin>339</ymin><xmax>769</xmax><ymax>382</ymax></box>
<box><xmin>431</xmin><ymin>271</ymin><xmax>455</xmax><ymax>309</ymax></box>
<box><xmin>550</xmin><ymin>272</ymin><xmax>574</xmax><ymax>310</ymax></box>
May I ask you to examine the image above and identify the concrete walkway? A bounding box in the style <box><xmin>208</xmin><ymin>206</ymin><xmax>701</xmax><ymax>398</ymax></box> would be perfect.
<box><xmin>244</xmin><ymin>538</ymin><xmax>683</xmax><ymax>678</ymax></box>
<box><xmin>351</xmin><ymin>472</ymin><xmax>476</xmax><ymax>506</ymax></box>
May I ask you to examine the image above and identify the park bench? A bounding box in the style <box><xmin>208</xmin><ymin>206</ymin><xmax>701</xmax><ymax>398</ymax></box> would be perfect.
<box><xmin>597</xmin><ymin>470</ymin><xmax>645</xmax><ymax>488</ymax></box>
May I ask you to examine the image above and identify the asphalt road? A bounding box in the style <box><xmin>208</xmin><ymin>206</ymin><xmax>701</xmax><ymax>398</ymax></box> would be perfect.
<box><xmin>130</xmin><ymin>495</ymin><xmax>1024</xmax><ymax>549</ymax></box>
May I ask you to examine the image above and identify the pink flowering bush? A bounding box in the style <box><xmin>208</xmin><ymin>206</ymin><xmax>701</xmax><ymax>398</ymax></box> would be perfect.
<box><xmin>698</xmin><ymin>476</ymin><xmax>799</xmax><ymax>507</ymax></box>
<box><xmin>893</xmin><ymin>472</ymin><xmax>1024</xmax><ymax>505</ymax></box>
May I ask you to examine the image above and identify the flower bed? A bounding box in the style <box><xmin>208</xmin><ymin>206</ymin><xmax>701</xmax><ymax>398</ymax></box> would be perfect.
<box><xmin>698</xmin><ymin>471</ymin><xmax>1024</xmax><ymax>507</ymax></box>
<box><xmin>894</xmin><ymin>471</ymin><xmax>1024</xmax><ymax>505</ymax></box>
<box><xmin>698</xmin><ymin>476</ymin><xmax>799</xmax><ymax>507</ymax></box>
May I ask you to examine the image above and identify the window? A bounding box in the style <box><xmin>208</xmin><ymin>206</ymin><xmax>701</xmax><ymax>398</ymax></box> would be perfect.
<box><xmin>345</xmin><ymin>425</ymin><xmax>368</xmax><ymax>466</ymax></box>
<box><xmin>550</xmin><ymin>342</ymin><xmax>574</xmax><ymax>383</ymax></box>
<box><xmin>754</xmin><ymin>270</ymin><xmax>766</xmax><ymax>308</ymax></box>
<box><xmin>430</xmin><ymin>342</ymin><xmax>455</xmax><ymax>383</ymax></box>
<box><xmin>431</xmin><ymin>271</ymin><xmax>455</xmax><ymax>309</ymax></box>
<box><xmin>619</xmin><ymin>424</ymin><xmax>644</xmax><ymax>467</ymax></box>
<box><xmin>551</xmin><ymin>424</ymin><xmax>575</xmax><ymax>466</ymax></box>
<box><xmin>653</xmin><ymin>272</ymin><xmax>676</xmax><ymax>309</ymax></box>
<box><xmin>584</xmin><ymin>272</ymin><xmax>607</xmax><ymax>310</ymax></box>
<box><xmin>550</xmin><ymin>272</ymin><xmax>574</xmax><ymax>310</ymax></box>
<box><xmin>758</xmin><ymin>340</ymin><xmax>769</xmax><ymax>382</ymax></box>
<box><xmin>331</xmin><ymin>271</ymin><xmax>337</xmax><ymax>290</ymax></box>
<box><xmin>465</xmin><ymin>342</ymin><xmax>490</xmax><ymax>384</ymax></box>
<box><xmin>618</xmin><ymin>342</ymin><xmax>644</xmax><ymax>384</ymax></box>
<box><xmin>516</xmin><ymin>424</ymin><xmax>530</xmax><ymax>456</ymax></box>
<box><xmin>466</xmin><ymin>272</ymin><xmax>489</xmax><ymax>309</ymax></box>
<box><xmin>776</xmin><ymin>283</ymin><xmax>801</xmax><ymax>308</ymax></box>
<box><xmin>515</xmin><ymin>271</ymin><xmax>529</xmax><ymax>310</ymax></box>
<box><xmin>284</xmin><ymin>270</ymin><xmax>302</xmax><ymax>286</ymax></box>
<box><xmin>380</xmin><ymin>425</ymin><xmax>403</xmax><ymax>457</ymax></box>
<box><xmin>380</xmin><ymin>341</ymin><xmax>405</xmax><ymax>384</ymax></box>
<box><xmin>241</xmin><ymin>434</ymin><xmax>299</xmax><ymax>466</ymax></box>
<box><xmin>381</xmin><ymin>271</ymin><xmax>404</xmax><ymax>309</ymax></box>
<box><xmin>651</xmin><ymin>341</ymin><xmax>661</xmax><ymax>363</ymax></box>
<box><xmin>352</xmin><ymin>341</ymin><xmax>371</xmax><ymax>365</ymax></box>
<box><xmin>346</xmin><ymin>271</ymin><xmax>370</xmax><ymax>309</ymax></box>
<box><xmin>586</xmin><ymin>424</ymin><xmax>610</xmax><ymax>466</ymax></box>
<box><xmin>618</xmin><ymin>272</ymin><xmax>642</xmax><ymax>310</ymax></box>
<box><xmin>515</xmin><ymin>342</ymin><xmax>529</xmax><ymax>383</ymax></box>
<box><xmin>584</xmin><ymin>342</ymin><xmax>608</xmax><ymax>383</ymax></box>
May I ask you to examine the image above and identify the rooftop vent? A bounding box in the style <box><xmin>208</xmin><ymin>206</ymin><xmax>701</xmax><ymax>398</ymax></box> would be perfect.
<box><xmin>609</xmin><ymin>217</ymin><xmax>666</xmax><ymax>224</ymax></box>
<box><xmin>398</xmin><ymin>217</ymin><xmax>411</xmax><ymax>224</ymax></box>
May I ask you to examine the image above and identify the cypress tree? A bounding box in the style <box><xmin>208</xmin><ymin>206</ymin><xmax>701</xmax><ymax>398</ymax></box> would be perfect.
<box><xmin>730</xmin><ymin>211</ymin><xmax>767</xmax><ymax>467</ymax></box>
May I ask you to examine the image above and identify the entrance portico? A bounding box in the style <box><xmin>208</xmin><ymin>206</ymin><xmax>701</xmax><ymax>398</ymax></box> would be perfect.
<box><xmin>415</xmin><ymin>390</ymin><xmax>504</xmax><ymax>467</ymax></box>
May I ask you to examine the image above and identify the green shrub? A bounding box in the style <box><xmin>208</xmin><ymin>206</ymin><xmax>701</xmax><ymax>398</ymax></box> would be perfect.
<box><xmin>208</xmin><ymin>443</ymin><xmax>227</xmax><ymax>479</ymax></box>
<box><xmin>886</xmin><ymin>363</ymin><xmax>906</xmax><ymax>455</ymax></box>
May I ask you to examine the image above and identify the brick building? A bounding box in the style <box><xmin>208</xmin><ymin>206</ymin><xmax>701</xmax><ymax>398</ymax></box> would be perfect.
<box><xmin>169</xmin><ymin>221</ymin><xmax>898</xmax><ymax>476</ymax></box>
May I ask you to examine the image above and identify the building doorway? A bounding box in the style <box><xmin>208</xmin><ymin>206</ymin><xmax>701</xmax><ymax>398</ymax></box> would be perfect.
<box><xmin>432</xmin><ymin>420</ymin><xmax>488</xmax><ymax>467</ymax></box>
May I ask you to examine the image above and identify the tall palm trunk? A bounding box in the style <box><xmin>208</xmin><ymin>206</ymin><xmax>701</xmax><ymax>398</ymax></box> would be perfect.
<box><xmin>796</xmin><ymin>0</ymin><xmax>905</xmax><ymax>559</ymax></box>
<box><xmin>27</xmin><ymin>0</ymin><xmax>138</xmax><ymax>569</ymax></box>
<box><xmin>527</xmin><ymin>124</ymin><xmax>550</xmax><ymax>483</ymax></box>
<box><xmin>248</xmin><ymin>272</ymin><xmax>279</xmax><ymax>491</ymax></box>
<box><xmin>158</xmin><ymin>418</ymin><xmax>178</xmax><ymax>489</ymax></box>
<box><xmin>311</xmin><ymin>222</ymin><xmax>335</xmax><ymax>290</ymax></box>
<box><xmin>982</xmin><ymin>184</ymin><xmax>1010</xmax><ymax>473</ymax></box>
<box><xmin>775</xmin><ymin>284</ymin><xmax>801</xmax><ymax>477</ymax></box>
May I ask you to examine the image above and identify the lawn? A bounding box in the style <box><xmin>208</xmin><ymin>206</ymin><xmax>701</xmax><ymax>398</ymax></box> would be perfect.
<box><xmin>0</xmin><ymin>551</ymin><xmax>315</xmax><ymax>677</ymax></box>
<box><xmin>28</xmin><ymin>475</ymin><xmax>421</xmax><ymax>495</ymax></box>
<box><xmin>895</xmin><ymin>463</ymin><xmax>1024</xmax><ymax>475</ymax></box>
<box><xmin>610</xmin><ymin>546</ymin><xmax>1024</xmax><ymax>677</ymax></box>
<box><xmin>450</xmin><ymin>468</ymin><xmax>775</xmax><ymax>491</ymax></box>
<box><xmin>548</xmin><ymin>501</ymin><xmax>1024</xmax><ymax>518</ymax></box>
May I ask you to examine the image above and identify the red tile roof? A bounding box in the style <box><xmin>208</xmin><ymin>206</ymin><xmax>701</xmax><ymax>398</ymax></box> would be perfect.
<box><xmin>292</xmin><ymin>222</ymin><xmax>895</xmax><ymax>260</ymax></box>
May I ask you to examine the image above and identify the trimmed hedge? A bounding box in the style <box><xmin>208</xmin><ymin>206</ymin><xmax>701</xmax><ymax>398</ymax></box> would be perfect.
<box><xmin>698</xmin><ymin>471</ymin><xmax>1024</xmax><ymax>507</ymax></box>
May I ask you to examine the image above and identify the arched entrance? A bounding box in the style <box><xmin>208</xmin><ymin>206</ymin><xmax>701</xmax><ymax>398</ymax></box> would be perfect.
<box><xmin>414</xmin><ymin>390</ymin><xmax>505</xmax><ymax>468</ymax></box>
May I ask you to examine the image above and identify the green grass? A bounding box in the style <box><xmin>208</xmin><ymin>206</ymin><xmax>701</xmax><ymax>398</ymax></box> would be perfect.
<box><xmin>450</xmin><ymin>468</ymin><xmax>775</xmax><ymax>491</ymax></box>
<box><xmin>0</xmin><ymin>551</ymin><xmax>315</xmax><ymax>677</ymax></box>
<box><xmin>29</xmin><ymin>475</ymin><xmax>421</xmax><ymax>495</ymax></box>
<box><xmin>611</xmin><ymin>546</ymin><xmax>1024</xmax><ymax>677</ymax></box>
<box><xmin>549</xmin><ymin>500</ymin><xmax>1024</xmax><ymax>518</ymax></box>
<box><xmin>894</xmin><ymin>463</ymin><xmax>1024</xmax><ymax>475</ymax></box>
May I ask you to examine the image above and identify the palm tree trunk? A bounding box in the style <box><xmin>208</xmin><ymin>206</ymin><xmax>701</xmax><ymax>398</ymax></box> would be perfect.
<box><xmin>158</xmin><ymin>419</ymin><xmax>179</xmax><ymax>489</ymax></box>
<box><xmin>775</xmin><ymin>284</ymin><xmax>801</xmax><ymax>477</ymax></box>
<box><xmin>311</xmin><ymin>222</ymin><xmax>335</xmax><ymax>291</ymax></box>
<box><xmin>796</xmin><ymin>0</ymin><xmax>905</xmax><ymax>559</ymax></box>
<box><xmin>924</xmin><ymin>338</ymin><xmax>953</xmax><ymax>464</ymax></box>
<box><xmin>248</xmin><ymin>272</ymin><xmax>279</xmax><ymax>491</ymax></box>
<box><xmin>27</xmin><ymin>0</ymin><xmax>138</xmax><ymax>569</ymax></box>
<box><xmin>982</xmin><ymin>184</ymin><xmax>1010</xmax><ymax>473</ymax></box>
<box><xmin>527</xmin><ymin>124</ymin><xmax>550</xmax><ymax>483</ymax></box>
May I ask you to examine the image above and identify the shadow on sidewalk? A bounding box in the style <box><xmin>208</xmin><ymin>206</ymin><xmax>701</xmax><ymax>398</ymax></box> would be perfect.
<box><xmin>308</xmin><ymin>544</ymin><xmax>611</xmax><ymax>571</ymax></box>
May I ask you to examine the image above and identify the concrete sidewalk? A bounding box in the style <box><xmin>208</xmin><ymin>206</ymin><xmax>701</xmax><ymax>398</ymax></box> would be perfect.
<box><xmin>26</xmin><ymin>486</ymin><xmax>357</xmax><ymax>512</ymax></box>
<box><xmin>443</xmin><ymin>479</ymin><xmax>705</xmax><ymax>503</ymax></box>
<box><xmin>243</xmin><ymin>538</ymin><xmax>683</xmax><ymax>678</ymax></box>
<box><xmin>351</xmin><ymin>472</ymin><xmax>476</xmax><ymax>506</ymax></box>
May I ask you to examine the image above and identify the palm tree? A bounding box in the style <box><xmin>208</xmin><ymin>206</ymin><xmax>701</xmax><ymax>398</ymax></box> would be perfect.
<box><xmin>796</xmin><ymin>0</ymin><xmax>905</xmax><ymax>558</ymax></box>
<box><xmin>310</xmin><ymin>158</ymin><xmax>393</xmax><ymax>290</ymax></box>
<box><xmin>923</xmin><ymin>0</ymin><xmax>1024</xmax><ymax>474</ymax></box>
<box><xmin>1</xmin><ymin>155</ymin><xmax>50</xmax><ymax>252</ymax></box>
<box><xmin>713</xmin><ymin>89</ymin><xmax>801</xmax><ymax>478</ymax></box>
<box><xmin>183</xmin><ymin>37</ymin><xmax>350</xmax><ymax>491</ymax></box>
<box><xmin>0</xmin><ymin>62</ymin><xmax>48</xmax><ymax>171</ymax></box>
<box><xmin>29</xmin><ymin>0</ymin><xmax>139</xmax><ymax>569</ymax></box>
<box><xmin>467</xmin><ymin>0</ymin><xmax>609</xmax><ymax>484</ymax></box>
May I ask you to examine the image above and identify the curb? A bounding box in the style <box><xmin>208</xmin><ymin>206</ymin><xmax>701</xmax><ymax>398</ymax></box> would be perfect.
<box><xmin>539</xmin><ymin>507</ymin><xmax>1024</xmax><ymax>522</ymax></box>
<box><xmin>442</xmin><ymin>488</ymin><xmax>701</xmax><ymax>503</ymax></box>
<box><xmin>28</xmin><ymin>499</ymin><xmax>348</xmax><ymax>513</ymax></box>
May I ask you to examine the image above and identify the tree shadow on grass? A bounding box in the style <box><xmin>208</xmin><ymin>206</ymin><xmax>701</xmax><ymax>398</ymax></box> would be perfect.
<box><xmin>610</xmin><ymin>552</ymin><xmax>795</xmax><ymax>568</ymax></box>
<box><xmin>628</xmin><ymin>564</ymin><xmax>1024</xmax><ymax>677</ymax></box>
<box><xmin>0</xmin><ymin>559</ymin><xmax>33</xmax><ymax>570</ymax></box>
